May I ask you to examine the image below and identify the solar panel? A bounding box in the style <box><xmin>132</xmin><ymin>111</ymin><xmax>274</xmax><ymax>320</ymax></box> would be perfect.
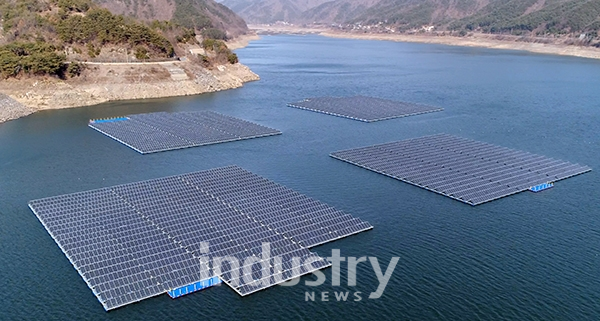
<box><xmin>29</xmin><ymin>166</ymin><xmax>372</xmax><ymax>310</ymax></box>
<box><xmin>330</xmin><ymin>134</ymin><xmax>591</xmax><ymax>205</ymax></box>
<box><xmin>287</xmin><ymin>96</ymin><xmax>443</xmax><ymax>122</ymax></box>
<box><xmin>89</xmin><ymin>111</ymin><xmax>282</xmax><ymax>154</ymax></box>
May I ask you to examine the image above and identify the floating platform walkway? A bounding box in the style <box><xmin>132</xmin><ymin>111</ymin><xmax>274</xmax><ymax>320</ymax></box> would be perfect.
<box><xmin>330</xmin><ymin>134</ymin><xmax>591</xmax><ymax>206</ymax></box>
<box><xmin>167</xmin><ymin>276</ymin><xmax>222</xmax><ymax>299</ymax></box>
<box><xmin>287</xmin><ymin>95</ymin><xmax>443</xmax><ymax>122</ymax></box>
<box><xmin>530</xmin><ymin>182</ymin><xmax>554</xmax><ymax>192</ymax></box>
<box><xmin>89</xmin><ymin>111</ymin><xmax>282</xmax><ymax>154</ymax></box>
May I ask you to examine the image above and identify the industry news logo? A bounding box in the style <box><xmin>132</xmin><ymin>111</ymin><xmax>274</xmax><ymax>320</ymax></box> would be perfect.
<box><xmin>196</xmin><ymin>242</ymin><xmax>399</xmax><ymax>301</ymax></box>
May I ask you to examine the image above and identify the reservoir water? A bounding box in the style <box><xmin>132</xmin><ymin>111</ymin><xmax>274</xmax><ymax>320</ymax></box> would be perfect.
<box><xmin>0</xmin><ymin>35</ymin><xmax>599</xmax><ymax>320</ymax></box>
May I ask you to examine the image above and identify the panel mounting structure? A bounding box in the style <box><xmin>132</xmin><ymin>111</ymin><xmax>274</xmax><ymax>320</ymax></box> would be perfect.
<box><xmin>29</xmin><ymin>166</ymin><xmax>373</xmax><ymax>310</ymax></box>
<box><xmin>287</xmin><ymin>96</ymin><xmax>443</xmax><ymax>122</ymax></box>
<box><xmin>330</xmin><ymin>134</ymin><xmax>591</xmax><ymax>205</ymax></box>
<box><xmin>89</xmin><ymin>111</ymin><xmax>282</xmax><ymax>154</ymax></box>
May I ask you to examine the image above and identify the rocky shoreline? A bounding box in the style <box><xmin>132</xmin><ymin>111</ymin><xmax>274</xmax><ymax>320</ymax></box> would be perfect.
<box><xmin>0</xmin><ymin>94</ymin><xmax>35</xmax><ymax>124</ymax></box>
<box><xmin>249</xmin><ymin>25</ymin><xmax>600</xmax><ymax>61</ymax></box>
<box><xmin>321</xmin><ymin>31</ymin><xmax>600</xmax><ymax>60</ymax></box>
<box><xmin>0</xmin><ymin>61</ymin><xmax>259</xmax><ymax>124</ymax></box>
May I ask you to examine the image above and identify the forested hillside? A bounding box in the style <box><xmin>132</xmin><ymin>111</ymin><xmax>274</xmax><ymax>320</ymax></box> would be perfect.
<box><xmin>0</xmin><ymin>0</ymin><xmax>241</xmax><ymax>78</ymax></box>
<box><xmin>95</xmin><ymin>0</ymin><xmax>249</xmax><ymax>37</ymax></box>
<box><xmin>221</xmin><ymin>0</ymin><xmax>600</xmax><ymax>40</ymax></box>
<box><xmin>350</xmin><ymin>0</ymin><xmax>487</xmax><ymax>28</ymax></box>
<box><xmin>451</xmin><ymin>0</ymin><xmax>600</xmax><ymax>36</ymax></box>
<box><xmin>219</xmin><ymin>0</ymin><xmax>329</xmax><ymax>24</ymax></box>
<box><xmin>299</xmin><ymin>0</ymin><xmax>380</xmax><ymax>24</ymax></box>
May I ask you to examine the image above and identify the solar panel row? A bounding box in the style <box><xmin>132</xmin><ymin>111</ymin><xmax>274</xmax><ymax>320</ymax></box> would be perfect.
<box><xmin>89</xmin><ymin>111</ymin><xmax>281</xmax><ymax>154</ymax></box>
<box><xmin>287</xmin><ymin>96</ymin><xmax>443</xmax><ymax>122</ymax></box>
<box><xmin>109</xmin><ymin>170</ymin><xmax>336</xmax><ymax>296</ymax></box>
<box><xmin>30</xmin><ymin>188</ymin><xmax>210</xmax><ymax>310</ymax></box>
<box><xmin>330</xmin><ymin>134</ymin><xmax>591</xmax><ymax>205</ymax></box>
<box><xmin>29</xmin><ymin>166</ymin><xmax>372</xmax><ymax>310</ymax></box>
<box><xmin>181</xmin><ymin>167</ymin><xmax>373</xmax><ymax>248</ymax></box>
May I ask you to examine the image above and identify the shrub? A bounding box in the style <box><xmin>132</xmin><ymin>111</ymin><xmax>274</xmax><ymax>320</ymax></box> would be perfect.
<box><xmin>134</xmin><ymin>46</ymin><xmax>149</xmax><ymax>60</ymax></box>
<box><xmin>87</xmin><ymin>42</ymin><xmax>96</xmax><ymax>58</ymax></box>
<box><xmin>227</xmin><ymin>53</ymin><xmax>238</xmax><ymax>64</ymax></box>
<box><xmin>66</xmin><ymin>62</ymin><xmax>83</xmax><ymax>77</ymax></box>
<box><xmin>57</xmin><ymin>0</ymin><xmax>90</xmax><ymax>12</ymax></box>
<box><xmin>201</xmin><ymin>28</ymin><xmax>227</xmax><ymax>40</ymax></box>
<box><xmin>176</xmin><ymin>28</ymin><xmax>197</xmax><ymax>43</ymax></box>
<box><xmin>201</xmin><ymin>38</ymin><xmax>216</xmax><ymax>50</ymax></box>
<box><xmin>201</xmin><ymin>38</ymin><xmax>239</xmax><ymax>65</ymax></box>
<box><xmin>198</xmin><ymin>54</ymin><xmax>210</xmax><ymax>66</ymax></box>
<box><xmin>0</xmin><ymin>42</ymin><xmax>66</xmax><ymax>78</ymax></box>
<box><xmin>202</xmin><ymin>39</ymin><xmax>228</xmax><ymax>53</ymax></box>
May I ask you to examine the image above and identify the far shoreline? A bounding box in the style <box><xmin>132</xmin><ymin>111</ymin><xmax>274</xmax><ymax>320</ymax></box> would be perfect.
<box><xmin>249</xmin><ymin>25</ymin><xmax>600</xmax><ymax>61</ymax></box>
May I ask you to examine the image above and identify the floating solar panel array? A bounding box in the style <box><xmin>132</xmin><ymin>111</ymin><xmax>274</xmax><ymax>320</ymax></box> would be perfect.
<box><xmin>330</xmin><ymin>134</ymin><xmax>591</xmax><ymax>206</ymax></box>
<box><xmin>29</xmin><ymin>166</ymin><xmax>372</xmax><ymax>311</ymax></box>
<box><xmin>89</xmin><ymin>111</ymin><xmax>281</xmax><ymax>154</ymax></box>
<box><xmin>287</xmin><ymin>96</ymin><xmax>443</xmax><ymax>122</ymax></box>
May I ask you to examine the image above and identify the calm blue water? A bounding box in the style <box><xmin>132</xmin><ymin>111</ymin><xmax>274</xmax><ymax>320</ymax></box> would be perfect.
<box><xmin>1</xmin><ymin>35</ymin><xmax>599</xmax><ymax>320</ymax></box>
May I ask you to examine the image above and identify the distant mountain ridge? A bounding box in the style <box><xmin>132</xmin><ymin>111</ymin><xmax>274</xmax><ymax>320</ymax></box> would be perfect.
<box><xmin>352</xmin><ymin>0</ymin><xmax>489</xmax><ymax>26</ymax></box>
<box><xmin>218</xmin><ymin>0</ymin><xmax>330</xmax><ymax>24</ymax></box>
<box><xmin>219</xmin><ymin>0</ymin><xmax>600</xmax><ymax>37</ymax></box>
<box><xmin>299</xmin><ymin>0</ymin><xmax>380</xmax><ymax>24</ymax></box>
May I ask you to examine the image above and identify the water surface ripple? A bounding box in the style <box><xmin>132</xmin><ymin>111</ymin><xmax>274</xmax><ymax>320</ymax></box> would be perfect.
<box><xmin>0</xmin><ymin>35</ymin><xmax>599</xmax><ymax>320</ymax></box>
